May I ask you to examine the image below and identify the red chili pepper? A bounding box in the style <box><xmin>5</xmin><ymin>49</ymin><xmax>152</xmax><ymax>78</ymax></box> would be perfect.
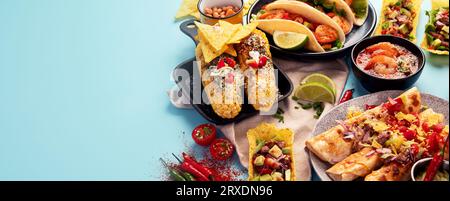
<box><xmin>339</xmin><ymin>89</ymin><xmax>354</xmax><ymax>104</ymax></box>
<box><xmin>181</xmin><ymin>162</ymin><xmax>210</xmax><ymax>181</ymax></box>
<box><xmin>182</xmin><ymin>153</ymin><xmax>214</xmax><ymax>180</ymax></box>
<box><xmin>424</xmin><ymin>150</ymin><xmax>444</xmax><ymax>181</ymax></box>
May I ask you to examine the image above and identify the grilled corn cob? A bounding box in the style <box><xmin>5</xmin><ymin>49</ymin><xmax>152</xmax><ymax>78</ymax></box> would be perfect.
<box><xmin>236</xmin><ymin>30</ymin><xmax>278</xmax><ymax>112</ymax></box>
<box><xmin>195</xmin><ymin>45</ymin><xmax>243</xmax><ymax>119</ymax></box>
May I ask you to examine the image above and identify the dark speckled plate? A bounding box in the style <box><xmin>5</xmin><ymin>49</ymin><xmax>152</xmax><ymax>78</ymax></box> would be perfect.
<box><xmin>309</xmin><ymin>90</ymin><xmax>449</xmax><ymax>181</ymax></box>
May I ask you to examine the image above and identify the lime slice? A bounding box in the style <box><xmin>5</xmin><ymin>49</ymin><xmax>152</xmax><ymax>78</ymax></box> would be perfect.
<box><xmin>301</xmin><ymin>73</ymin><xmax>337</xmax><ymax>96</ymax></box>
<box><xmin>294</xmin><ymin>82</ymin><xmax>336</xmax><ymax>104</ymax></box>
<box><xmin>273</xmin><ymin>31</ymin><xmax>308</xmax><ymax>50</ymax></box>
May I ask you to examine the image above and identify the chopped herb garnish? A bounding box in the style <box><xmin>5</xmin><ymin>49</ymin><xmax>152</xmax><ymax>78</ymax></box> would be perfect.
<box><xmin>274</xmin><ymin>108</ymin><xmax>285</xmax><ymax>123</ymax></box>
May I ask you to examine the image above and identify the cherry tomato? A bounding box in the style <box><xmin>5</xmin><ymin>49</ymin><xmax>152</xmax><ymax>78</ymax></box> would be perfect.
<box><xmin>192</xmin><ymin>124</ymin><xmax>217</xmax><ymax>146</ymax></box>
<box><xmin>210</xmin><ymin>138</ymin><xmax>234</xmax><ymax>161</ymax></box>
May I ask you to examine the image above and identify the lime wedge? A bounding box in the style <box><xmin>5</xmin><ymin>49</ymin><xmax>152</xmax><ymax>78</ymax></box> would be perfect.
<box><xmin>294</xmin><ymin>82</ymin><xmax>336</xmax><ymax>104</ymax></box>
<box><xmin>301</xmin><ymin>73</ymin><xmax>337</xmax><ymax>96</ymax></box>
<box><xmin>273</xmin><ymin>31</ymin><xmax>308</xmax><ymax>50</ymax></box>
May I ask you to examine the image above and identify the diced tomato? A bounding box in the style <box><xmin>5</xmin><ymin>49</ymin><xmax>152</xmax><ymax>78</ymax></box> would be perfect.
<box><xmin>327</xmin><ymin>12</ymin><xmax>336</xmax><ymax>18</ymax></box>
<box><xmin>398</xmin><ymin>126</ymin><xmax>408</xmax><ymax>133</ymax></box>
<box><xmin>411</xmin><ymin>144</ymin><xmax>419</xmax><ymax>157</ymax></box>
<box><xmin>224</xmin><ymin>57</ymin><xmax>236</xmax><ymax>68</ymax></box>
<box><xmin>431</xmin><ymin>123</ymin><xmax>444</xmax><ymax>134</ymax></box>
<box><xmin>217</xmin><ymin>59</ymin><xmax>225</xmax><ymax>69</ymax></box>
<box><xmin>386</xmin><ymin>115</ymin><xmax>398</xmax><ymax>126</ymax></box>
<box><xmin>259</xmin><ymin>56</ymin><xmax>268</xmax><ymax>67</ymax></box>
<box><xmin>403</xmin><ymin>129</ymin><xmax>417</xmax><ymax>141</ymax></box>
<box><xmin>427</xmin><ymin>132</ymin><xmax>440</xmax><ymax>154</ymax></box>
<box><xmin>398</xmin><ymin>120</ymin><xmax>411</xmax><ymax>127</ymax></box>
<box><xmin>413</xmin><ymin>113</ymin><xmax>420</xmax><ymax>126</ymax></box>
<box><xmin>282</xmin><ymin>12</ymin><xmax>290</xmax><ymax>19</ymax></box>
<box><xmin>384</xmin><ymin>97</ymin><xmax>403</xmax><ymax>114</ymax></box>
<box><xmin>422</xmin><ymin>122</ymin><xmax>431</xmax><ymax>133</ymax></box>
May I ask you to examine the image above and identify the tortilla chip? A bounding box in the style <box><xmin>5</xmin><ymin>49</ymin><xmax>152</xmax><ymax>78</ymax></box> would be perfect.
<box><xmin>224</xmin><ymin>46</ymin><xmax>237</xmax><ymax>57</ymax></box>
<box><xmin>421</xmin><ymin>0</ymin><xmax>449</xmax><ymax>55</ymax></box>
<box><xmin>195</xmin><ymin>21</ymin><xmax>240</xmax><ymax>51</ymax></box>
<box><xmin>228</xmin><ymin>22</ymin><xmax>259</xmax><ymax>44</ymax></box>
<box><xmin>175</xmin><ymin>0</ymin><xmax>199</xmax><ymax>20</ymax></box>
<box><xmin>199</xmin><ymin>41</ymin><xmax>230</xmax><ymax>63</ymax></box>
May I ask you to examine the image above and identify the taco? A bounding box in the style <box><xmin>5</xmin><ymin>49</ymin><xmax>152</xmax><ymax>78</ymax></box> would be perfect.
<box><xmin>254</xmin><ymin>0</ymin><xmax>346</xmax><ymax>52</ymax></box>
<box><xmin>235</xmin><ymin>30</ymin><xmax>278</xmax><ymax>112</ymax></box>
<box><xmin>375</xmin><ymin>0</ymin><xmax>422</xmax><ymax>42</ymax></box>
<box><xmin>421</xmin><ymin>0</ymin><xmax>449</xmax><ymax>55</ymax></box>
<box><xmin>296</xmin><ymin>0</ymin><xmax>355</xmax><ymax>34</ymax></box>
<box><xmin>341</xmin><ymin>0</ymin><xmax>370</xmax><ymax>26</ymax></box>
<box><xmin>247</xmin><ymin>123</ymin><xmax>295</xmax><ymax>181</ymax></box>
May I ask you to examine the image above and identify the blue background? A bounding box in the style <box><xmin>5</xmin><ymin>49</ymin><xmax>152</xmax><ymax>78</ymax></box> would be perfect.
<box><xmin>0</xmin><ymin>0</ymin><xmax>448</xmax><ymax>180</ymax></box>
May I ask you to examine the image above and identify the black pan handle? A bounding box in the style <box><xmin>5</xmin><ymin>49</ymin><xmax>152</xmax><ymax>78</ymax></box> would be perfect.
<box><xmin>180</xmin><ymin>19</ymin><xmax>199</xmax><ymax>45</ymax></box>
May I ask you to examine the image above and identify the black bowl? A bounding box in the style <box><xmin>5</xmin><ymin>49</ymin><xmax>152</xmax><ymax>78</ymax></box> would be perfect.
<box><xmin>351</xmin><ymin>35</ymin><xmax>426</xmax><ymax>92</ymax></box>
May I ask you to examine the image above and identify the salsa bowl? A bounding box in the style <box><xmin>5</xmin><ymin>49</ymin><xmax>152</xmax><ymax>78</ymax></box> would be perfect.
<box><xmin>351</xmin><ymin>35</ymin><xmax>426</xmax><ymax>92</ymax></box>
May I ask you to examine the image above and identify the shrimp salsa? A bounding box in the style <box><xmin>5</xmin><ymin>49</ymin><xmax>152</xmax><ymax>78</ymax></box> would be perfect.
<box><xmin>356</xmin><ymin>42</ymin><xmax>419</xmax><ymax>79</ymax></box>
<box><xmin>256</xmin><ymin>6</ymin><xmax>343</xmax><ymax>50</ymax></box>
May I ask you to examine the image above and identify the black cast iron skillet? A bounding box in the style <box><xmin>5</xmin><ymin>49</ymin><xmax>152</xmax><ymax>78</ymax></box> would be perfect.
<box><xmin>175</xmin><ymin>21</ymin><xmax>293</xmax><ymax>125</ymax></box>
<box><xmin>246</xmin><ymin>0</ymin><xmax>377</xmax><ymax>60</ymax></box>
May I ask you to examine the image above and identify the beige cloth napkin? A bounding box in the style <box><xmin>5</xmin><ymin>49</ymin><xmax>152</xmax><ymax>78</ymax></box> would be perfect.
<box><xmin>168</xmin><ymin>56</ymin><xmax>349</xmax><ymax>181</ymax></box>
